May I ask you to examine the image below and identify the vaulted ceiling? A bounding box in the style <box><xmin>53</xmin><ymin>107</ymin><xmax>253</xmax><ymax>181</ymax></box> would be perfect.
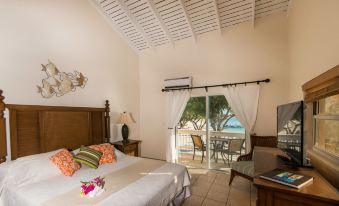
<box><xmin>92</xmin><ymin>0</ymin><xmax>290</xmax><ymax>52</ymax></box>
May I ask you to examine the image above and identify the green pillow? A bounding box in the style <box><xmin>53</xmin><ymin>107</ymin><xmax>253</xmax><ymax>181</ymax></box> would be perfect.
<box><xmin>74</xmin><ymin>146</ymin><xmax>103</xmax><ymax>169</ymax></box>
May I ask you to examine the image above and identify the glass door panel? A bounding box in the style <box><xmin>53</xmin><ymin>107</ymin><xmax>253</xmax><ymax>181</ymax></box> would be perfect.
<box><xmin>176</xmin><ymin>96</ymin><xmax>208</xmax><ymax>169</ymax></box>
<box><xmin>208</xmin><ymin>95</ymin><xmax>245</xmax><ymax>171</ymax></box>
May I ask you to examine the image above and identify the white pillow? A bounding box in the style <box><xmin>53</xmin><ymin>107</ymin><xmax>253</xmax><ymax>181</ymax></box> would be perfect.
<box><xmin>7</xmin><ymin>149</ymin><xmax>63</xmax><ymax>186</ymax></box>
<box><xmin>114</xmin><ymin>148</ymin><xmax>125</xmax><ymax>158</ymax></box>
<box><xmin>71</xmin><ymin>148</ymin><xmax>80</xmax><ymax>155</ymax></box>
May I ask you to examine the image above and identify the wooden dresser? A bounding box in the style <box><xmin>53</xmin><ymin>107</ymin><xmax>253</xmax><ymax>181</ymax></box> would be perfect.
<box><xmin>254</xmin><ymin>167</ymin><xmax>339</xmax><ymax>206</ymax></box>
<box><xmin>112</xmin><ymin>140</ymin><xmax>141</xmax><ymax>157</ymax></box>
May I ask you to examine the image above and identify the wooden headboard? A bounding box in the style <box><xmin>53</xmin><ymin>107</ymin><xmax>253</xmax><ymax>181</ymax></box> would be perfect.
<box><xmin>0</xmin><ymin>91</ymin><xmax>6</xmax><ymax>163</ymax></box>
<box><xmin>0</xmin><ymin>90</ymin><xmax>111</xmax><ymax>162</ymax></box>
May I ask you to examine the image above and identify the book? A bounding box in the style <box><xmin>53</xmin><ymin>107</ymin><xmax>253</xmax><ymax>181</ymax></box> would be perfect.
<box><xmin>259</xmin><ymin>168</ymin><xmax>313</xmax><ymax>189</ymax></box>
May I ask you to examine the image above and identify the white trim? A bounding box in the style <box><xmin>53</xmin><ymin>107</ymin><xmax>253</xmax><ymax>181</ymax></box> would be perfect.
<box><xmin>251</xmin><ymin>0</ymin><xmax>256</xmax><ymax>28</ymax></box>
<box><xmin>178</xmin><ymin>0</ymin><xmax>196</xmax><ymax>42</ymax></box>
<box><xmin>205</xmin><ymin>91</ymin><xmax>212</xmax><ymax>169</ymax></box>
<box><xmin>314</xmin><ymin>114</ymin><xmax>339</xmax><ymax>120</ymax></box>
<box><xmin>287</xmin><ymin>0</ymin><xmax>293</xmax><ymax>18</ymax></box>
<box><xmin>211</xmin><ymin>0</ymin><xmax>222</xmax><ymax>35</ymax></box>
<box><xmin>147</xmin><ymin>0</ymin><xmax>175</xmax><ymax>47</ymax></box>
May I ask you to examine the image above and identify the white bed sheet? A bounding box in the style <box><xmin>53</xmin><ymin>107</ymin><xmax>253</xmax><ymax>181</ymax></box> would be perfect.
<box><xmin>0</xmin><ymin>154</ymin><xmax>191</xmax><ymax>206</ymax></box>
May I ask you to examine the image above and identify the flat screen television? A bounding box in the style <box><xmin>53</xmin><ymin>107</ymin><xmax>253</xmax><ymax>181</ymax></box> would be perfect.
<box><xmin>277</xmin><ymin>101</ymin><xmax>304</xmax><ymax>166</ymax></box>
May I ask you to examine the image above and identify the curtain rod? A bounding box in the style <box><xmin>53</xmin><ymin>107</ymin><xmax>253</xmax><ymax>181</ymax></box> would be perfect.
<box><xmin>161</xmin><ymin>78</ymin><xmax>270</xmax><ymax>92</ymax></box>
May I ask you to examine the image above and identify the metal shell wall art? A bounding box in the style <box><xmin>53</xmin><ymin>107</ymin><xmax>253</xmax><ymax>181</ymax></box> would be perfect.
<box><xmin>37</xmin><ymin>60</ymin><xmax>88</xmax><ymax>98</ymax></box>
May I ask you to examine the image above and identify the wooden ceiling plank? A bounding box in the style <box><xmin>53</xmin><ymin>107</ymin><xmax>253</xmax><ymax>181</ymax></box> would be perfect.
<box><xmin>147</xmin><ymin>0</ymin><xmax>175</xmax><ymax>46</ymax></box>
<box><xmin>116</xmin><ymin>0</ymin><xmax>155</xmax><ymax>50</ymax></box>
<box><xmin>90</xmin><ymin>0</ymin><xmax>140</xmax><ymax>53</ymax></box>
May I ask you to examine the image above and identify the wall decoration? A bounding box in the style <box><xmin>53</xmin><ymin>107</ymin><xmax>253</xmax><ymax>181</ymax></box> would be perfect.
<box><xmin>37</xmin><ymin>60</ymin><xmax>88</xmax><ymax>98</ymax></box>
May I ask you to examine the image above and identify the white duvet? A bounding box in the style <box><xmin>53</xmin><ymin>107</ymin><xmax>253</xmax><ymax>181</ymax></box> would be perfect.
<box><xmin>0</xmin><ymin>150</ymin><xmax>191</xmax><ymax>206</ymax></box>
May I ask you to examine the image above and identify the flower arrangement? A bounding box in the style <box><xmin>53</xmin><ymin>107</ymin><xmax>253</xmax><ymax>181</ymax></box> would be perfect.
<box><xmin>80</xmin><ymin>176</ymin><xmax>105</xmax><ymax>198</ymax></box>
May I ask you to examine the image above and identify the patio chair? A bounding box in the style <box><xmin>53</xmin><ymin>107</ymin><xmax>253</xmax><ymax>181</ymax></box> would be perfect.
<box><xmin>220</xmin><ymin>138</ymin><xmax>245</xmax><ymax>166</ymax></box>
<box><xmin>191</xmin><ymin>135</ymin><xmax>206</xmax><ymax>163</ymax></box>
<box><xmin>210</xmin><ymin>138</ymin><xmax>227</xmax><ymax>162</ymax></box>
<box><xmin>229</xmin><ymin>135</ymin><xmax>277</xmax><ymax>186</ymax></box>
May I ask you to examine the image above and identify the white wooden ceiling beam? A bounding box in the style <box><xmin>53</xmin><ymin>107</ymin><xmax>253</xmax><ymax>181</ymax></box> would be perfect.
<box><xmin>286</xmin><ymin>0</ymin><xmax>293</xmax><ymax>18</ymax></box>
<box><xmin>147</xmin><ymin>0</ymin><xmax>175</xmax><ymax>47</ymax></box>
<box><xmin>178</xmin><ymin>0</ymin><xmax>196</xmax><ymax>42</ymax></box>
<box><xmin>251</xmin><ymin>0</ymin><xmax>256</xmax><ymax>28</ymax></box>
<box><xmin>116</xmin><ymin>0</ymin><xmax>155</xmax><ymax>50</ymax></box>
<box><xmin>211</xmin><ymin>0</ymin><xmax>222</xmax><ymax>35</ymax></box>
<box><xmin>89</xmin><ymin>0</ymin><xmax>139</xmax><ymax>54</ymax></box>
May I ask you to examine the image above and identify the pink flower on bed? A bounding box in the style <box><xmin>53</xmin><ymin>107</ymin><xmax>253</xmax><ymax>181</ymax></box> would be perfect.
<box><xmin>80</xmin><ymin>176</ymin><xmax>105</xmax><ymax>197</ymax></box>
<box><xmin>83</xmin><ymin>184</ymin><xmax>95</xmax><ymax>195</ymax></box>
<box><xmin>94</xmin><ymin>177</ymin><xmax>105</xmax><ymax>188</ymax></box>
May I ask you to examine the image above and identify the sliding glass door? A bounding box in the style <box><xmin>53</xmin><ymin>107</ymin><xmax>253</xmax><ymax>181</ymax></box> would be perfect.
<box><xmin>176</xmin><ymin>96</ymin><xmax>208</xmax><ymax>169</ymax></box>
<box><xmin>175</xmin><ymin>95</ymin><xmax>245</xmax><ymax>170</ymax></box>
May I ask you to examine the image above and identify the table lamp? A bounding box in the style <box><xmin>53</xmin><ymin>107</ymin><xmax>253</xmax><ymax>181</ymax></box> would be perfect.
<box><xmin>117</xmin><ymin>112</ymin><xmax>134</xmax><ymax>143</ymax></box>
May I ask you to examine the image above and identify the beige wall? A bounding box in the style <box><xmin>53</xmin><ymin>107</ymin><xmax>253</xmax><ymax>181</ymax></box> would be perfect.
<box><xmin>0</xmin><ymin>0</ymin><xmax>140</xmax><ymax>159</ymax></box>
<box><xmin>139</xmin><ymin>14</ymin><xmax>289</xmax><ymax>160</ymax></box>
<box><xmin>287</xmin><ymin>0</ymin><xmax>339</xmax><ymax>164</ymax></box>
<box><xmin>288</xmin><ymin>0</ymin><xmax>339</xmax><ymax>101</ymax></box>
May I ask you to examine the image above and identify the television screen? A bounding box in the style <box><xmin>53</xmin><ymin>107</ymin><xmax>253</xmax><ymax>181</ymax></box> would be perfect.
<box><xmin>277</xmin><ymin>101</ymin><xmax>303</xmax><ymax>166</ymax></box>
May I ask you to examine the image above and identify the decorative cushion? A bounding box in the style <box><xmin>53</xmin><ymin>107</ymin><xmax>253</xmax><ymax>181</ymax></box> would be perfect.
<box><xmin>89</xmin><ymin>143</ymin><xmax>117</xmax><ymax>165</ymax></box>
<box><xmin>74</xmin><ymin>146</ymin><xmax>103</xmax><ymax>169</ymax></box>
<box><xmin>231</xmin><ymin>161</ymin><xmax>254</xmax><ymax>177</ymax></box>
<box><xmin>50</xmin><ymin>149</ymin><xmax>81</xmax><ymax>176</ymax></box>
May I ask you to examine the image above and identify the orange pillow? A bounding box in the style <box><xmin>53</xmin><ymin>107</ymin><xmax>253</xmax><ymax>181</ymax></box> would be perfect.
<box><xmin>50</xmin><ymin>149</ymin><xmax>81</xmax><ymax>176</ymax></box>
<box><xmin>90</xmin><ymin>143</ymin><xmax>116</xmax><ymax>165</ymax></box>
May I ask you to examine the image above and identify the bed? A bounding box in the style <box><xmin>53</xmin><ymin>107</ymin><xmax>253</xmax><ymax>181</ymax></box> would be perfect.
<box><xmin>0</xmin><ymin>90</ymin><xmax>191</xmax><ymax>206</ymax></box>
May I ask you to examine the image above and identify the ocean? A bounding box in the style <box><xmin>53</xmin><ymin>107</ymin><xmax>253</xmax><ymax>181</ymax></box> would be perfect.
<box><xmin>223</xmin><ymin>127</ymin><xmax>245</xmax><ymax>133</ymax></box>
<box><xmin>223</xmin><ymin>117</ymin><xmax>245</xmax><ymax>133</ymax></box>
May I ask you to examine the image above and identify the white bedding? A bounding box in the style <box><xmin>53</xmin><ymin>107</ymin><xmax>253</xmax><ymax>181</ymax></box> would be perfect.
<box><xmin>0</xmin><ymin>152</ymin><xmax>191</xmax><ymax>206</ymax></box>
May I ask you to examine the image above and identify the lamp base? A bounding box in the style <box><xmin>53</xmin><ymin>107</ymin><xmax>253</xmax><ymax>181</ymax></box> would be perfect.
<box><xmin>121</xmin><ymin>124</ymin><xmax>129</xmax><ymax>143</ymax></box>
<box><xmin>122</xmin><ymin>139</ymin><xmax>129</xmax><ymax>144</ymax></box>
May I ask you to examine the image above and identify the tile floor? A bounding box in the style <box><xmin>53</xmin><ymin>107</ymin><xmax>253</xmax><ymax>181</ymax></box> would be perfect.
<box><xmin>182</xmin><ymin>168</ymin><xmax>257</xmax><ymax>206</ymax></box>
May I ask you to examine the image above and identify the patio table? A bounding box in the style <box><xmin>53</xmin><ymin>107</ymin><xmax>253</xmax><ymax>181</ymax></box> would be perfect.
<box><xmin>210</xmin><ymin>137</ymin><xmax>245</xmax><ymax>163</ymax></box>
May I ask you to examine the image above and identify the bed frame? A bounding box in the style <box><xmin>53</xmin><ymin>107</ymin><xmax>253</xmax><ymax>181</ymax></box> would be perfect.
<box><xmin>0</xmin><ymin>90</ymin><xmax>111</xmax><ymax>163</ymax></box>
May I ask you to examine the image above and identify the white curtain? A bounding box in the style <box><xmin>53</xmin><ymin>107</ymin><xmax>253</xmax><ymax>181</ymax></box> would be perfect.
<box><xmin>165</xmin><ymin>90</ymin><xmax>190</xmax><ymax>162</ymax></box>
<box><xmin>223</xmin><ymin>84</ymin><xmax>260</xmax><ymax>151</ymax></box>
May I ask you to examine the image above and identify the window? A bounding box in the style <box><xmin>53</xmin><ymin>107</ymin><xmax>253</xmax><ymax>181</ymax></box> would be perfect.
<box><xmin>314</xmin><ymin>93</ymin><xmax>339</xmax><ymax>157</ymax></box>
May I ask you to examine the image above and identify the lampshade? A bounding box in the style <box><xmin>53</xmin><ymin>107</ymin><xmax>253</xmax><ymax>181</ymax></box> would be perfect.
<box><xmin>117</xmin><ymin>112</ymin><xmax>134</xmax><ymax>124</ymax></box>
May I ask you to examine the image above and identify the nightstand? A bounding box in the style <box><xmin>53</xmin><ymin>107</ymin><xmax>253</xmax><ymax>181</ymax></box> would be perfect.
<box><xmin>112</xmin><ymin>140</ymin><xmax>141</xmax><ymax>157</ymax></box>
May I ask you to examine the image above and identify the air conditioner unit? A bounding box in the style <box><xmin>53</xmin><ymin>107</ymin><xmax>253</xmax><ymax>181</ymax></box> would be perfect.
<box><xmin>164</xmin><ymin>77</ymin><xmax>192</xmax><ymax>89</ymax></box>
